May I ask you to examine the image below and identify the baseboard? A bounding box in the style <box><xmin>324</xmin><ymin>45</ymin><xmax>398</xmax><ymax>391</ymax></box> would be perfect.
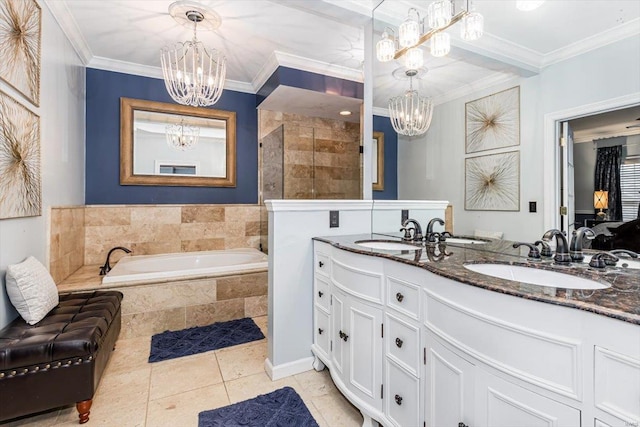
<box><xmin>264</xmin><ymin>357</ymin><xmax>314</xmax><ymax>380</ymax></box>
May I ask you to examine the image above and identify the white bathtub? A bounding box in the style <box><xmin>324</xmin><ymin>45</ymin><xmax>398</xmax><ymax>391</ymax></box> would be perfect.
<box><xmin>102</xmin><ymin>248</ymin><xmax>268</xmax><ymax>284</ymax></box>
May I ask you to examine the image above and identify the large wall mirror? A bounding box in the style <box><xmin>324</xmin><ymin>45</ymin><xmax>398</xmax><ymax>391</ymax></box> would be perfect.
<box><xmin>120</xmin><ymin>97</ymin><xmax>236</xmax><ymax>187</ymax></box>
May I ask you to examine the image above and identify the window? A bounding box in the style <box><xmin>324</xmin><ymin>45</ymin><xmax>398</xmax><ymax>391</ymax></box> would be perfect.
<box><xmin>621</xmin><ymin>156</ymin><xmax>640</xmax><ymax>221</ymax></box>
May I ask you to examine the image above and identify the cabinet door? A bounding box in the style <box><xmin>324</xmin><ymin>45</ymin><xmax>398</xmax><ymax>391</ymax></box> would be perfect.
<box><xmin>314</xmin><ymin>307</ymin><xmax>330</xmax><ymax>359</ymax></box>
<box><xmin>348</xmin><ymin>297</ymin><xmax>383</xmax><ymax>412</ymax></box>
<box><xmin>331</xmin><ymin>286</ymin><xmax>348</xmax><ymax>376</ymax></box>
<box><xmin>425</xmin><ymin>336</ymin><xmax>475</xmax><ymax>427</ymax></box>
<box><xmin>475</xmin><ymin>369</ymin><xmax>581</xmax><ymax>427</ymax></box>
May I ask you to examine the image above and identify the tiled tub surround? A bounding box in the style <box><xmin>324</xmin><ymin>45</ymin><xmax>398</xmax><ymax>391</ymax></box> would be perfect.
<box><xmin>48</xmin><ymin>207</ymin><xmax>85</xmax><ymax>284</ymax></box>
<box><xmin>58</xmin><ymin>268</ymin><xmax>268</xmax><ymax>339</ymax></box>
<box><xmin>260</xmin><ymin>110</ymin><xmax>361</xmax><ymax>200</ymax></box>
<box><xmin>314</xmin><ymin>234</ymin><xmax>640</xmax><ymax>324</ymax></box>
<box><xmin>49</xmin><ymin>204</ymin><xmax>264</xmax><ymax>283</ymax></box>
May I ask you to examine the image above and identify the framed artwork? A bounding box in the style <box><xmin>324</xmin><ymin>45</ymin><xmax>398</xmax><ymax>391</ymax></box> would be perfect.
<box><xmin>465</xmin><ymin>86</ymin><xmax>519</xmax><ymax>154</ymax></box>
<box><xmin>372</xmin><ymin>131</ymin><xmax>384</xmax><ymax>191</ymax></box>
<box><xmin>0</xmin><ymin>89</ymin><xmax>41</xmax><ymax>219</ymax></box>
<box><xmin>0</xmin><ymin>0</ymin><xmax>41</xmax><ymax>106</ymax></box>
<box><xmin>465</xmin><ymin>151</ymin><xmax>519</xmax><ymax>211</ymax></box>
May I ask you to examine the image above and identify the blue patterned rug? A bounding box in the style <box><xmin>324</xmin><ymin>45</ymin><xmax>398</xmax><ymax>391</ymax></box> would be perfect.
<box><xmin>149</xmin><ymin>317</ymin><xmax>265</xmax><ymax>363</ymax></box>
<box><xmin>199</xmin><ymin>387</ymin><xmax>318</xmax><ymax>427</ymax></box>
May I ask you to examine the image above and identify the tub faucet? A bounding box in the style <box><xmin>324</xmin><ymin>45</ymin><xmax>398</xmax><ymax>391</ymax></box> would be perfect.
<box><xmin>401</xmin><ymin>218</ymin><xmax>423</xmax><ymax>242</ymax></box>
<box><xmin>541</xmin><ymin>229</ymin><xmax>571</xmax><ymax>265</ymax></box>
<box><xmin>569</xmin><ymin>227</ymin><xmax>595</xmax><ymax>262</ymax></box>
<box><xmin>426</xmin><ymin>218</ymin><xmax>445</xmax><ymax>243</ymax></box>
<box><xmin>99</xmin><ymin>246</ymin><xmax>132</xmax><ymax>275</ymax></box>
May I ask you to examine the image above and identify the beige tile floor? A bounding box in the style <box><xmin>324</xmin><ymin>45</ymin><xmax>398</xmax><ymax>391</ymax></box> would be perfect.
<box><xmin>2</xmin><ymin>316</ymin><xmax>364</xmax><ymax>427</ymax></box>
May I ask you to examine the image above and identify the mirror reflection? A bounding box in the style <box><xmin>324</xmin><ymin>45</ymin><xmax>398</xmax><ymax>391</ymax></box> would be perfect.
<box><xmin>120</xmin><ymin>97</ymin><xmax>236</xmax><ymax>187</ymax></box>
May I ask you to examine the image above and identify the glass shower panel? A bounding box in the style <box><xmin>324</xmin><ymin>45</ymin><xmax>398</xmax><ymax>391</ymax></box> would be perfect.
<box><xmin>313</xmin><ymin>122</ymin><xmax>361</xmax><ymax>199</ymax></box>
<box><xmin>260</xmin><ymin>124</ymin><xmax>284</xmax><ymax>253</ymax></box>
<box><xmin>284</xmin><ymin>125</ymin><xmax>315</xmax><ymax>199</ymax></box>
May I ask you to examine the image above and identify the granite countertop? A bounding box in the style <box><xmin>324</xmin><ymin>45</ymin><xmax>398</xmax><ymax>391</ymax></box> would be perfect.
<box><xmin>314</xmin><ymin>233</ymin><xmax>640</xmax><ymax>325</ymax></box>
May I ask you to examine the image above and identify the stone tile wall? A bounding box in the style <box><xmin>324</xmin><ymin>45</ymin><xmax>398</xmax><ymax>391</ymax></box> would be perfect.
<box><xmin>84</xmin><ymin>204</ymin><xmax>263</xmax><ymax>265</ymax></box>
<box><xmin>113</xmin><ymin>271</ymin><xmax>267</xmax><ymax>339</ymax></box>
<box><xmin>49</xmin><ymin>204</ymin><xmax>264</xmax><ymax>283</ymax></box>
<box><xmin>260</xmin><ymin>110</ymin><xmax>361</xmax><ymax>200</ymax></box>
<box><xmin>49</xmin><ymin>207</ymin><xmax>85</xmax><ymax>284</ymax></box>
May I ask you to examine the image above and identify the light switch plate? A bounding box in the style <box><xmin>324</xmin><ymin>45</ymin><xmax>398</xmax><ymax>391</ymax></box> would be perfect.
<box><xmin>330</xmin><ymin>211</ymin><xmax>339</xmax><ymax>228</ymax></box>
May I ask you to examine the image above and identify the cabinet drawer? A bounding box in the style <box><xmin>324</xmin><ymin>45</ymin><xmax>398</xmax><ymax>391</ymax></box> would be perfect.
<box><xmin>594</xmin><ymin>346</ymin><xmax>640</xmax><ymax>424</ymax></box>
<box><xmin>385</xmin><ymin>359</ymin><xmax>420</xmax><ymax>427</ymax></box>
<box><xmin>386</xmin><ymin>275</ymin><xmax>420</xmax><ymax>321</ymax></box>
<box><xmin>332</xmin><ymin>258</ymin><xmax>383</xmax><ymax>303</ymax></box>
<box><xmin>385</xmin><ymin>313</ymin><xmax>421</xmax><ymax>376</ymax></box>
<box><xmin>315</xmin><ymin>276</ymin><xmax>330</xmax><ymax>312</ymax></box>
<box><xmin>315</xmin><ymin>250</ymin><xmax>330</xmax><ymax>277</ymax></box>
<box><xmin>314</xmin><ymin>308</ymin><xmax>330</xmax><ymax>358</ymax></box>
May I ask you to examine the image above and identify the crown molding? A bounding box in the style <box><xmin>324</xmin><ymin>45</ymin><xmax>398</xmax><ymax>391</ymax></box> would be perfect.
<box><xmin>87</xmin><ymin>56</ymin><xmax>255</xmax><ymax>94</ymax></box>
<box><xmin>252</xmin><ymin>52</ymin><xmax>281</xmax><ymax>93</ymax></box>
<box><xmin>541</xmin><ymin>18</ymin><xmax>640</xmax><ymax>68</ymax></box>
<box><xmin>373</xmin><ymin>106</ymin><xmax>389</xmax><ymax>117</ymax></box>
<box><xmin>274</xmin><ymin>51</ymin><xmax>364</xmax><ymax>83</ymax></box>
<box><xmin>42</xmin><ymin>0</ymin><xmax>92</xmax><ymax>65</ymax></box>
<box><xmin>431</xmin><ymin>72</ymin><xmax>519</xmax><ymax>106</ymax></box>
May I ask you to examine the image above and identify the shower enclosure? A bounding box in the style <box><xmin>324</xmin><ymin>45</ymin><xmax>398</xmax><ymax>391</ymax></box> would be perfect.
<box><xmin>259</xmin><ymin>111</ymin><xmax>362</xmax><ymax>252</ymax></box>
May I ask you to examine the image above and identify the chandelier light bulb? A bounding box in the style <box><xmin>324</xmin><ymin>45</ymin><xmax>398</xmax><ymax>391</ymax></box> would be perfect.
<box><xmin>430</xmin><ymin>32</ymin><xmax>451</xmax><ymax>57</ymax></box>
<box><xmin>404</xmin><ymin>47</ymin><xmax>424</xmax><ymax>71</ymax></box>
<box><xmin>427</xmin><ymin>0</ymin><xmax>453</xmax><ymax>30</ymax></box>
<box><xmin>399</xmin><ymin>8</ymin><xmax>421</xmax><ymax>48</ymax></box>
<box><xmin>461</xmin><ymin>11</ymin><xmax>484</xmax><ymax>41</ymax></box>
<box><xmin>376</xmin><ymin>30</ymin><xmax>395</xmax><ymax>62</ymax></box>
<box><xmin>516</xmin><ymin>1</ymin><xmax>545</xmax><ymax>11</ymax></box>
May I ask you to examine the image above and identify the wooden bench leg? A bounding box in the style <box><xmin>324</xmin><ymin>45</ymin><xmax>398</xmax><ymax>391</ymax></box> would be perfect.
<box><xmin>76</xmin><ymin>399</ymin><xmax>92</xmax><ymax>424</ymax></box>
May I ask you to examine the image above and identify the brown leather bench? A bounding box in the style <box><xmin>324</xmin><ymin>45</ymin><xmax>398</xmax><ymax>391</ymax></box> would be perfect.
<box><xmin>0</xmin><ymin>291</ymin><xmax>123</xmax><ymax>424</ymax></box>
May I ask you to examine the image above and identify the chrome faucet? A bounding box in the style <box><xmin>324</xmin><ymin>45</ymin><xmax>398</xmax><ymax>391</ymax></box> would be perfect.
<box><xmin>99</xmin><ymin>246</ymin><xmax>132</xmax><ymax>275</ymax></box>
<box><xmin>426</xmin><ymin>218</ymin><xmax>445</xmax><ymax>243</ymax></box>
<box><xmin>569</xmin><ymin>227</ymin><xmax>595</xmax><ymax>262</ymax></box>
<box><xmin>401</xmin><ymin>218</ymin><xmax>423</xmax><ymax>242</ymax></box>
<box><xmin>541</xmin><ymin>229</ymin><xmax>571</xmax><ymax>265</ymax></box>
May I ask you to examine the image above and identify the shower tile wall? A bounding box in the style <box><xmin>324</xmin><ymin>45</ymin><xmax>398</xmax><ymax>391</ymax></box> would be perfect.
<box><xmin>48</xmin><ymin>207</ymin><xmax>85</xmax><ymax>283</ymax></box>
<box><xmin>50</xmin><ymin>205</ymin><xmax>264</xmax><ymax>283</ymax></box>
<box><xmin>260</xmin><ymin>110</ymin><xmax>361</xmax><ymax>199</ymax></box>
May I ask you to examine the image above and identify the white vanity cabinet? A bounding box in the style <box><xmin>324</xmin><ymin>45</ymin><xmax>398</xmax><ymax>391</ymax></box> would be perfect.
<box><xmin>311</xmin><ymin>241</ymin><xmax>640</xmax><ymax>427</ymax></box>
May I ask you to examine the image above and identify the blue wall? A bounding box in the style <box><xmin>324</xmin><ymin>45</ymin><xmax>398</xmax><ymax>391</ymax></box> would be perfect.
<box><xmin>373</xmin><ymin>115</ymin><xmax>398</xmax><ymax>200</ymax></box>
<box><xmin>85</xmin><ymin>68</ymin><xmax>258</xmax><ymax>204</ymax></box>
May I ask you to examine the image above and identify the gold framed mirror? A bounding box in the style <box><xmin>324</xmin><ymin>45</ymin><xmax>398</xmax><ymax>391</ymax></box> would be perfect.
<box><xmin>120</xmin><ymin>97</ymin><xmax>236</xmax><ymax>187</ymax></box>
<box><xmin>372</xmin><ymin>131</ymin><xmax>384</xmax><ymax>191</ymax></box>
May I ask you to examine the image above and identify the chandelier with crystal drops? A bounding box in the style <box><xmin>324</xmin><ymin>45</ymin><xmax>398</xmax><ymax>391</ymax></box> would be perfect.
<box><xmin>388</xmin><ymin>70</ymin><xmax>434</xmax><ymax>137</ymax></box>
<box><xmin>166</xmin><ymin>119</ymin><xmax>200</xmax><ymax>151</ymax></box>
<box><xmin>376</xmin><ymin>0</ymin><xmax>483</xmax><ymax>64</ymax></box>
<box><xmin>161</xmin><ymin>4</ymin><xmax>226</xmax><ymax>107</ymax></box>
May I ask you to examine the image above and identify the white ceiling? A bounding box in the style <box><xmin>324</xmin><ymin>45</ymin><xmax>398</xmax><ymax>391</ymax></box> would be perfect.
<box><xmin>48</xmin><ymin>0</ymin><xmax>640</xmax><ymax>115</ymax></box>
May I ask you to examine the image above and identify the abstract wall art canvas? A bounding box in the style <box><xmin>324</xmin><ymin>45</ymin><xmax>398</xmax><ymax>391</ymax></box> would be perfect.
<box><xmin>465</xmin><ymin>86</ymin><xmax>519</xmax><ymax>154</ymax></box>
<box><xmin>465</xmin><ymin>151</ymin><xmax>519</xmax><ymax>211</ymax></box>
<box><xmin>0</xmin><ymin>90</ymin><xmax>41</xmax><ymax>219</ymax></box>
<box><xmin>0</xmin><ymin>0</ymin><xmax>41</xmax><ymax>106</ymax></box>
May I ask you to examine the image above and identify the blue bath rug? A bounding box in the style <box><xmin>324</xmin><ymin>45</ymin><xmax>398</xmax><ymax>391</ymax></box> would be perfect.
<box><xmin>198</xmin><ymin>387</ymin><xmax>318</xmax><ymax>427</ymax></box>
<box><xmin>148</xmin><ymin>317</ymin><xmax>265</xmax><ymax>363</ymax></box>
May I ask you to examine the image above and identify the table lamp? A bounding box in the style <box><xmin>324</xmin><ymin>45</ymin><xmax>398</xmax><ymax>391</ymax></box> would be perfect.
<box><xmin>593</xmin><ymin>190</ymin><xmax>608</xmax><ymax>220</ymax></box>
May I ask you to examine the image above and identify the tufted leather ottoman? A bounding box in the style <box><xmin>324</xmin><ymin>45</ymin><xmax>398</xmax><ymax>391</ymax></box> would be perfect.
<box><xmin>0</xmin><ymin>291</ymin><xmax>123</xmax><ymax>424</ymax></box>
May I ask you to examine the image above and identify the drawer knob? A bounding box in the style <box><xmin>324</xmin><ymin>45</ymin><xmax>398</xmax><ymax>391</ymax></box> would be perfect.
<box><xmin>394</xmin><ymin>394</ymin><xmax>403</xmax><ymax>405</ymax></box>
<box><xmin>318</xmin><ymin>291</ymin><xmax>324</xmax><ymax>297</ymax></box>
<box><xmin>318</xmin><ymin>261</ymin><xmax>324</xmax><ymax>267</ymax></box>
<box><xmin>396</xmin><ymin>292</ymin><xmax>404</xmax><ymax>302</ymax></box>
<box><xmin>339</xmin><ymin>330</ymin><xmax>349</xmax><ymax>342</ymax></box>
<box><xmin>395</xmin><ymin>338</ymin><xmax>403</xmax><ymax>348</ymax></box>
<box><xmin>318</xmin><ymin>328</ymin><xmax>323</xmax><ymax>335</ymax></box>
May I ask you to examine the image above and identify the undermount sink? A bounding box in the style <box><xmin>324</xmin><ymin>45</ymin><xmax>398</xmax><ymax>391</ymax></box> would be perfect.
<box><xmin>355</xmin><ymin>240</ymin><xmax>421</xmax><ymax>251</ymax></box>
<box><xmin>464</xmin><ymin>263</ymin><xmax>610</xmax><ymax>290</ymax></box>
<box><xmin>582</xmin><ymin>255</ymin><xmax>640</xmax><ymax>270</ymax></box>
<box><xmin>442</xmin><ymin>237</ymin><xmax>487</xmax><ymax>245</ymax></box>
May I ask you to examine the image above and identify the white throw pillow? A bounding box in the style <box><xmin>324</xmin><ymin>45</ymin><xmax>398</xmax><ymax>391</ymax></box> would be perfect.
<box><xmin>6</xmin><ymin>256</ymin><xmax>59</xmax><ymax>325</ymax></box>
